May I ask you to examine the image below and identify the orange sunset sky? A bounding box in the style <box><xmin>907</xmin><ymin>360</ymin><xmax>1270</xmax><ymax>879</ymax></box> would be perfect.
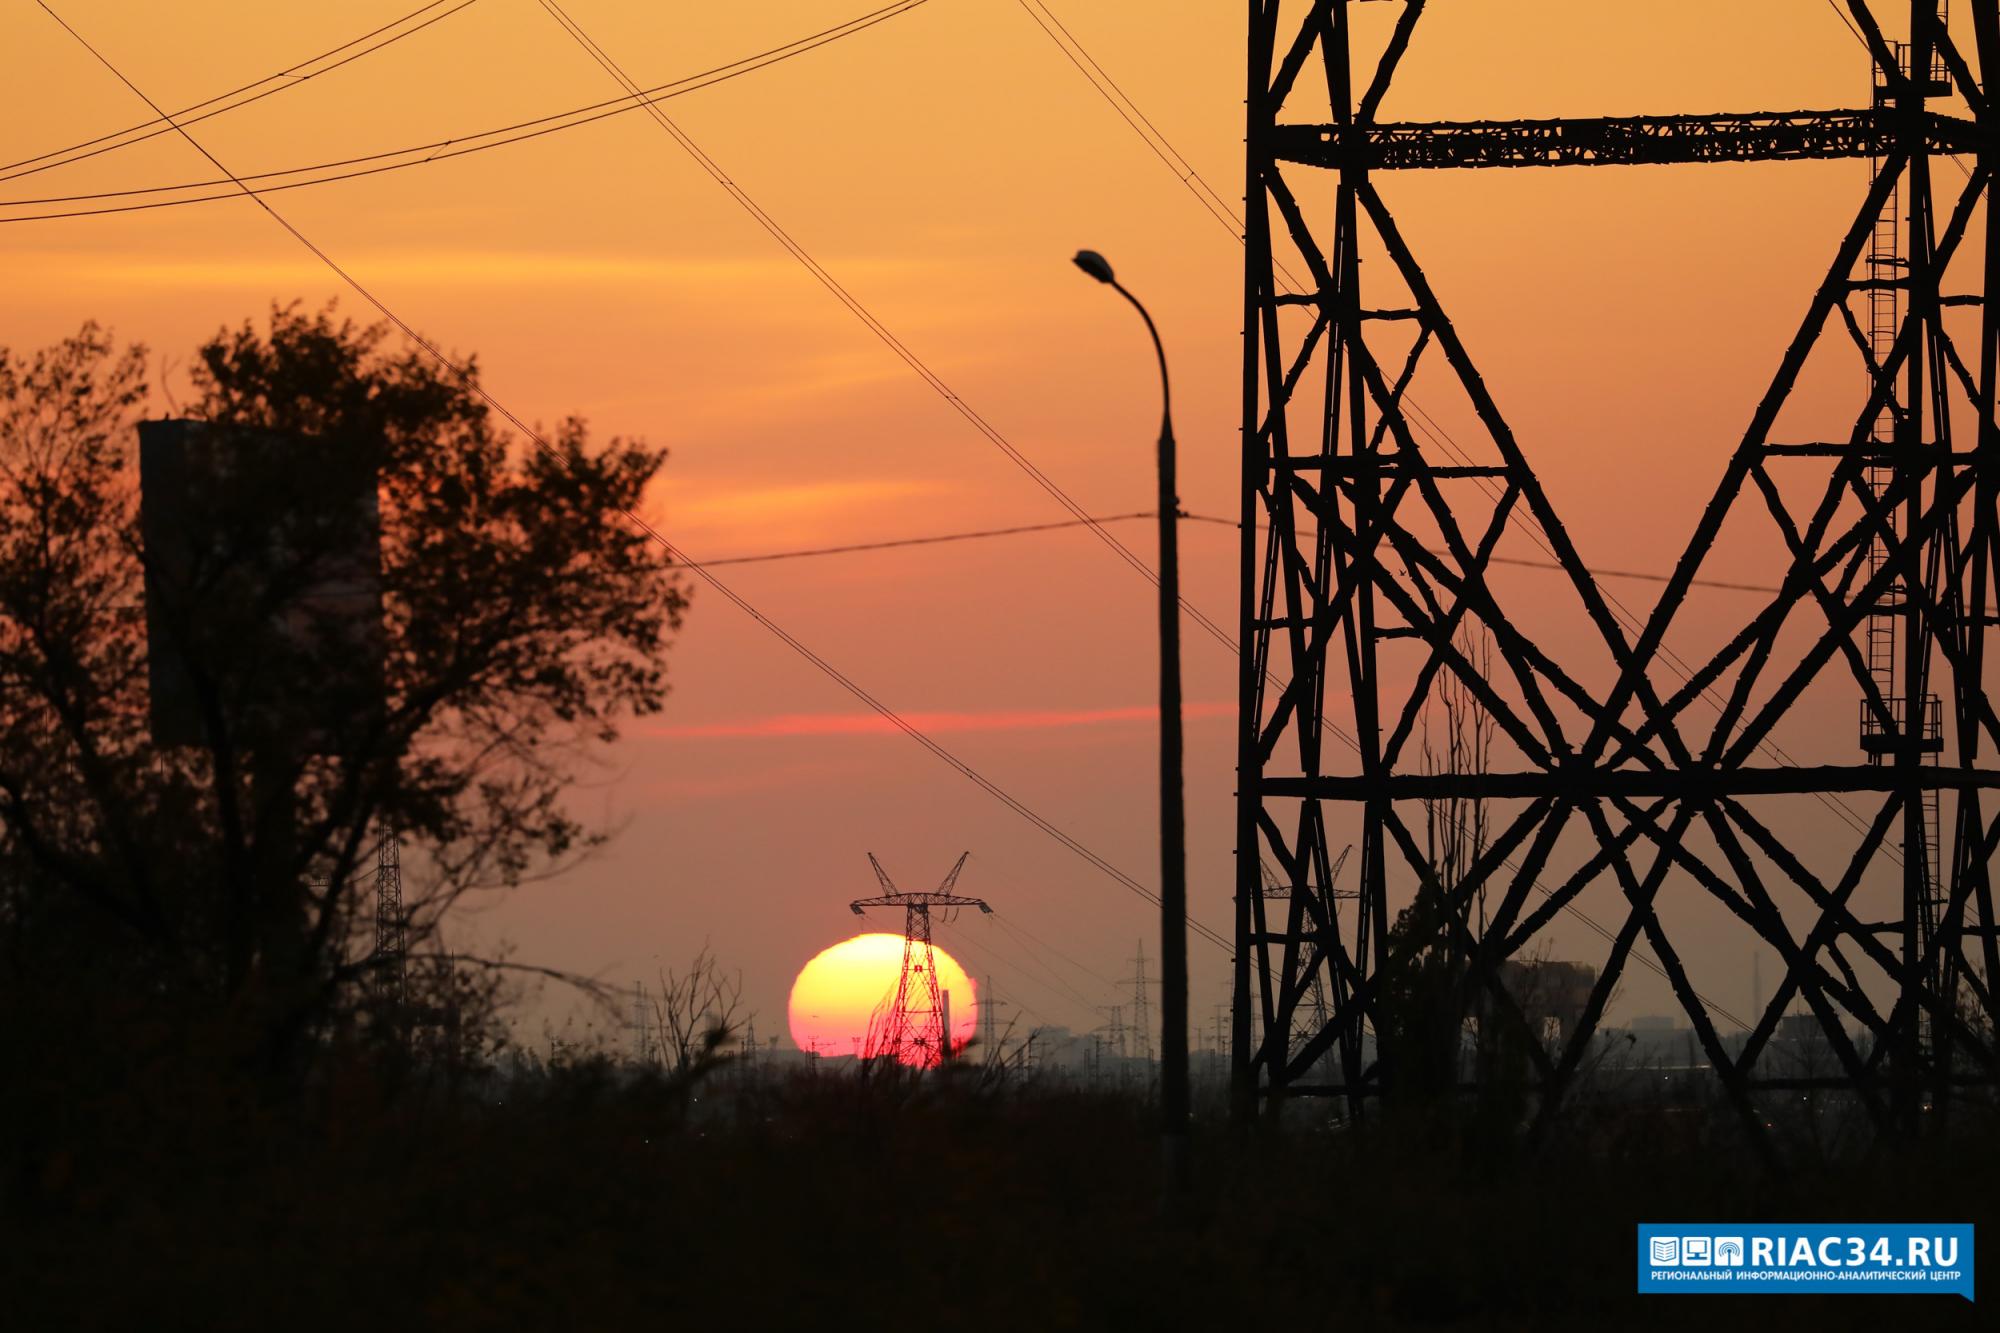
<box><xmin>1</xmin><ymin>2</ymin><xmax>1979</xmax><ymax>1046</ymax></box>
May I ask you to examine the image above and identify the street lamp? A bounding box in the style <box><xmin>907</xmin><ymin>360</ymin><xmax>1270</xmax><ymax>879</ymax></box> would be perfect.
<box><xmin>1072</xmin><ymin>248</ymin><xmax>1188</xmax><ymax>1190</ymax></box>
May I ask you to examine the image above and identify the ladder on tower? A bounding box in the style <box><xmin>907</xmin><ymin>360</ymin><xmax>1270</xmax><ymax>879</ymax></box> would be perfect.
<box><xmin>1859</xmin><ymin>19</ymin><xmax>1951</xmax><ymax>1065</ymax></box>
<box><xmin>1860</xmin><ymin>50</ymin><xmax>1901</xmax><ymax>713</ymax></box>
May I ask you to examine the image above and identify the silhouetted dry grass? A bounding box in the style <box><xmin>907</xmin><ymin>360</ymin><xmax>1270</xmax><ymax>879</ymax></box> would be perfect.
<box><xmin>6</xmin><ymin>1039</ymin><xmax>1998</xmax><ymax>1331</ymax></box>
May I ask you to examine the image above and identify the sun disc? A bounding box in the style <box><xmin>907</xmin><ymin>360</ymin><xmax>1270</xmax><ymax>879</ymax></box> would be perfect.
<box><xmin>788</xmin><ymin>932</ymin><xmax>978</xmax><ymax>1064</ymax></box>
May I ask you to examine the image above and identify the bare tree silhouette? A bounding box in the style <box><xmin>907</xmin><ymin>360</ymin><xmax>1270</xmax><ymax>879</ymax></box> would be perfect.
<box><xmin>643</xmin><ymin>946</ymin><xmax>747</xmax><ymax>1077</ymax></box>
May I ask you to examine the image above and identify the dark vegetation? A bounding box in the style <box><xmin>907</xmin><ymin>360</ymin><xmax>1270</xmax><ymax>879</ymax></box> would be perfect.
<box><xmin>4</xmin><ymin>1046</ymin><xmax>1998</xmax><ymax>1331</ymax></box>
<box><xmin>0</xmin><ymin>304</ymin><xmax>682</xmax><ymax>1064</ymax></box>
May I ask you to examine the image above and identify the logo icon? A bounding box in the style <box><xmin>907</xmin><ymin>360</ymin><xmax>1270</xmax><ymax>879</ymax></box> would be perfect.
<box><xmin>1650</xmin><ymin>1237</ymin><xmax>1681</xmax><ymax>1266</ymax></box>
<box><xmin>1682</xmin><ymin>1237</ymin><xmax>1713</xmax><ymax>1267</ymax></box>
<box><xmin>1714</xmin><ymin>1238</ymin><xmax>1745</xmax><ymax>1267</ymax></box>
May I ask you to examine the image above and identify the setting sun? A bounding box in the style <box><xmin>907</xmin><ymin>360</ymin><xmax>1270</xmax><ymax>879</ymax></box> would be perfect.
<box><xmin>788</xmin><ymin>933</ymin><xmax>978</xmax><ymax>1063</ymax></box>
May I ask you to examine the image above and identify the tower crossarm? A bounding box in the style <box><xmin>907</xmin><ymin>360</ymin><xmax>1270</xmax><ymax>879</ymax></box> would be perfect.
<box><xmin>850</xmin><ymin>892</ymin><xmax>993</xmax><ymax>914</ymax></box>
<box><xmin>1273</xmin><ymin>108</ymin><xmax>1980</xmax><ymax>172</ymax></box>
<box><xmin>851</xmin><ymin>850</ymin><xmax>987</xmax><ymax>914</ymax></box>
<box><xmin>1267</xmin><ymin>765</ymin><xmax>2000</xmax><ymax>802</ymax></box>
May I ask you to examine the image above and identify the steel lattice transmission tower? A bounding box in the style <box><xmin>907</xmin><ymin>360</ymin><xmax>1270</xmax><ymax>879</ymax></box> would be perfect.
<box><xmin>1236</xmin><ymin>0</ymin><xmax>1998</xmax><ymax>1141</ymax></box>
<box><xmin>1125</xmin><ymin>941</ymin><xmax>1156</xmax><ymax>1065</ymax></box>
<box><xmin>1257</xmin><ymin>845</ymin><xmax>1352</xmax><ymax>1068</ymax></box>
<box><xmin>851</xmin><ymin>852</ymin><xmax>991</xmax><ymax>1067</ymax></box>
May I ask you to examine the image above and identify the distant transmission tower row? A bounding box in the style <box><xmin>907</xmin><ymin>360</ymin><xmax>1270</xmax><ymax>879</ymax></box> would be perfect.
<box><xmin>373</xmin><ymin>823</ymin><xmax>406</xmax><ymax>1009</ymax></box>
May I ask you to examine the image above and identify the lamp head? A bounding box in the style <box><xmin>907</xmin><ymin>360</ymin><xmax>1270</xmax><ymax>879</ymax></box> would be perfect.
<box><xmin>1072</xmin><ymin>249</ymin><xmax>1116</xmax><ymax>284</ymax></box>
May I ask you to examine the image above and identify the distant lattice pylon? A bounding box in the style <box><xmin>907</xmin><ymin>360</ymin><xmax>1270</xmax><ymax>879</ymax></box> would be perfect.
<box><xmin>851</xmin><ymin>852</ymin><xmax>991</xmax><ymax>1067</ymax></box>
<box><xmin>374</xmin><ymin>823</ymin><xmax>406</xmax><ymax>1010</ymax></box>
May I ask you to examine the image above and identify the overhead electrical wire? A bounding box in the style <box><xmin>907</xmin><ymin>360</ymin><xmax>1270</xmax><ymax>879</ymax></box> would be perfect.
<box><xmin>1013</xmin><ymin>0</ymin><xmax>1811</xmax><ymax>1029</ymax></box>
<box><xmin>1009</xmin><ymin>0</ymin><xmax>1241</xmax><ymax>240</ymax></box>
<box><xmin>1816</xmin><ymin>0</ymin><xmax>1973</xmax><ymax>181</ymax></box>
<box><xmin>704</xmin><ymin>507</ymin><xmax>1787</xmax><ymax>594</ymax></box>
<box><xmin>1517</xmin><ymin>2</ymin><xmax>1955</xmax><ymax>862</ymax></box>
<box><xmin>1823</xmin><ymin>0</ymin><xmax>1869</xmax><ymax>48</ymax></box>
<box><xmin>5</xmin><ymin>1</ymin><xmax>1290</xmax><ymax>772</ymax></box>
<box><xmin>1010</xmin><ymin>0</ymin><xmax>1939</xmax><ymax>858</ymax></box>
<box><xmin>1015</xmin><ymin>0</ymin><xmax>1913</xmax><ymax>818</ymax></box>
<box><xmin>2</xmin><ymin>0</ymin><xmax>486</xmax><ymax>186</ymax></box>
<box><xmin>13</xmin><ymin>0</ymin><xmax>1955</xmax><ymax>222</ymax></box>
<box><xmin>936</xmin><ymin>917</ymin><xmax>1111</xmax><ymax>1017</ymax></box>
<box><xmin>991</xmin><ymin>910</ymin><xmax>1127</xmax><ymax>995</ymax></box>
<box><xmin>44</xmin><ymin>2</ymin><xmax>1893</xmax><ymax>1019</ymax></box>
<box><xmin>700</xmin><ymin>512</ymin><xmax>1155</xmax><ymax>567</ymax></box>
<box><xmin>934</xmin><ymin>927</ymin><xmax>1092</xmax><ymax>1045</ymax></box>
<box><xmin>1406</xmin><ymin>392</ymin><xmax>1900</xmax><ymax>865</ymax></box>
<box><xmin>930</xmin><ymin>922</ymin><xmax>1072</xmax><ymax>1040</ymax></box>
<box><xmin>34</xmin><ymin>0</ymin><xmax>1233</xmax><ymax>959</ymax></box>
<box><xmin>523</xmin><ymin>0</ymin><xmax>1302</xmax><ymax>968</ymax></box>
<box><xmin>527</xmin><ymin>0</ymin><xmax>1248</xmax><ymax>675</ymax></box>
<box><xmin>0</xmin><ymin>1</ymin><xmax>935</xmax><ymax>221</ymax></box>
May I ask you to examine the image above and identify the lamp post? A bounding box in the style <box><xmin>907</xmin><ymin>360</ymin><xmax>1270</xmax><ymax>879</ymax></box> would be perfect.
<box><xmin>1072</xmin><ymin>248</ymin><xmax>1188</xmax><ymax>1190</ymax></box>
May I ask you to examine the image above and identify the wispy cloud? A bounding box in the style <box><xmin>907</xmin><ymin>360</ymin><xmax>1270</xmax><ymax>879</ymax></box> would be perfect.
<box><xmin>661</xmin><ymin>477</ymin><xmax>951</xmax><ymax>529</ymax></box>
<box><xmin>646</xmin><ymin>701</ymin><xmax>1233</xmax><ymax>740</ymax></box>
<box><xmin>14</xmin><ymin>249</ymin><xmax>945</xmax><ymax>291</ymax></box>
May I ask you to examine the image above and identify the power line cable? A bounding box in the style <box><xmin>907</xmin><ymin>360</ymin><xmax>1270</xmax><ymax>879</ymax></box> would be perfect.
<box><xmin>1395</xmin><ymin>397</ymin><xmax>1896</xmax><ymax>866</ymax></box>
<box><xmin>1079</xmin><ymin>0</ymin><xmax>1893</xmax><ymax>868</ymax></box>
<box><xmin>1824</xmin><ymin>0</ymin><xmax>1869</xmax><ymax>48</ymax></box>
<box><xmin>17</xmin><ymin>0</ymin><xmax>1957</xmax><ymax>222</ymax></box>
<box><xmin>0</xmin><ymin>1</ymin><xmax>933</xmax><ymax>219</ymax></box>
<box><xmin>936</xmin><ymin>917</ymin><xmax>1110</xmax><ymax>1017</ymax></box>
<box><xmin>930</xmin><ymin>925</ymin><xmax>1070</xmax><ymax>1038</ymax></box>
<box><xmin>1815</xmin><ymin>0</ymin><xmax>1973</xmax><ymax>181</ymax></box>
<box><xmin>2</xmin><ymin>0</ymin><xmax>485</xmax><ymax>185</ymax></box>
<box><xmin>14</xmin><ymin>0</ymin><xmax>1269</xmax><ymax>796</ymax></box>
<box><xmin>1009</xmin><ymin>0</ymin><xmax>1240</xmax><ymax>240</ymax></box>
<box><xmin>1008</xmin><ymin>0</ymin><xmax>1308</xmax><ymax>294</ymax></box>
<box><xmin>933</xmin><ymin>924</ymin><xmax>1093</xmax><ymax>1040</ymax></box>
<box><xmin>1016</xmin><ymin>1</ymin><xmax>1788</xmax><ymax>1027</ymax></box>
<box><xmin>1012</xmin><ymin>0</ymin><xmax>1932</xmax><ymax>863</ymax></box>
<box><xmin>35</xmin><ymin>0</ymin><xmax>1231</xmax><ymax>959</ymax></box>
<box><xmin>952</xmin><ymin>0</ymin><xmax>1909</xmax><ymax>1033</ymax></box>
<box><xmin>702</xmin><ymin>506</ymin><xmax>1787</xmax><ymax>594</ymax></box>
<box><xmin>990</xmin><ymin>910</ymin><xmax>1125</xmax><ymax>993</ymax></box>
<box><xmin>529</xmin><ymin>0</ymin><xmax>1248</xmax><ymax>669</ymax></box>
<box><xmin>701</xmin><ymin>512</ymin><xmax>1153</xmax><ymax>567</ymax></box>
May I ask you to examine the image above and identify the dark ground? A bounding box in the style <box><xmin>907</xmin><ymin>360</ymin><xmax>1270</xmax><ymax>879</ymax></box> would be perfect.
<box><xmin>5</xmin><ymin>1053</ymin><xmax>1996</xmax><ymax>1332</ymax></box>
